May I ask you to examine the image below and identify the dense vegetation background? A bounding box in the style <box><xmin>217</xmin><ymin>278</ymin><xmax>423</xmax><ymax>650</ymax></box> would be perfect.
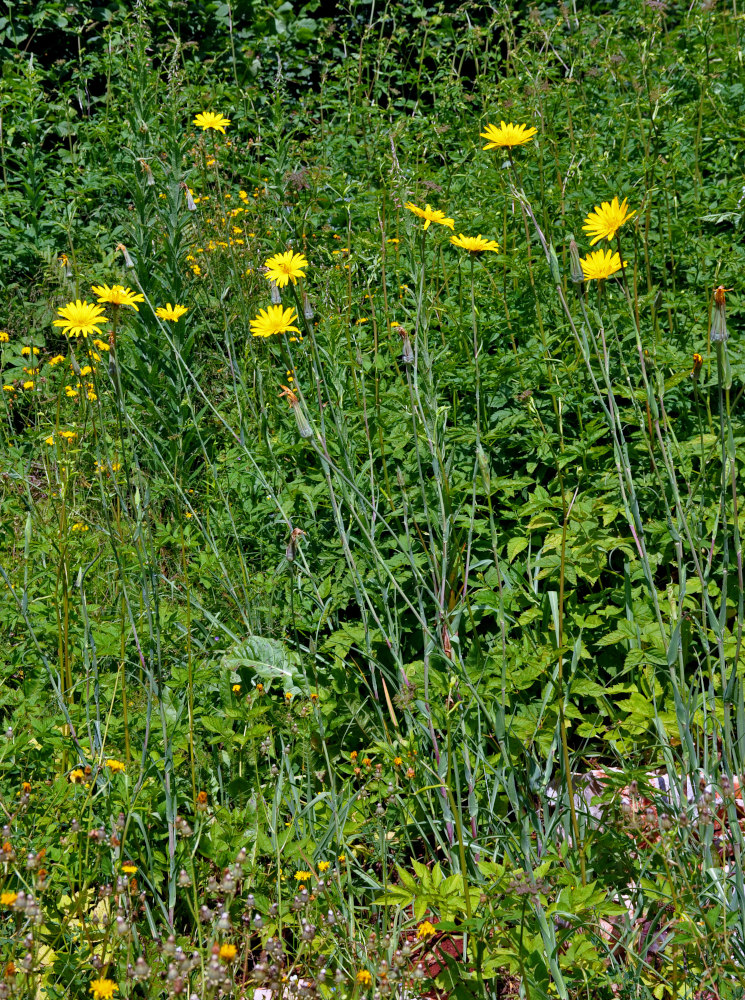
<box><xmin>0</xmin><ymin>0</ymin><xmax>744</xmax><ymax>997</ymax></box>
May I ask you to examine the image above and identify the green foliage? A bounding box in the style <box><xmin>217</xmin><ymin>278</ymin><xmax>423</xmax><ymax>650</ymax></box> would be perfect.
<box><xmin>1</xmin><ymin>0</ymin><xmax>745</xmax><ymax>997</ymax></box>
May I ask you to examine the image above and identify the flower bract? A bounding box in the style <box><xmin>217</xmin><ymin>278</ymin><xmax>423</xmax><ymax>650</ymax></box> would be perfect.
<box><xmin>53</xmin><ymin>300</ymin><xmax>107</xmax><ymax>339</ymax></box>
<box><xmin>91</xmin><ymin>284</ymin><xmax>145</xmax><ymax>310</ymax></box>
<box><xmin>250</xmin><ymin>305</ymin><xmax>300</xmax><ymax>338</ymax></box>
<box><xmin>480</xmin><ymin>121</ymin><xmax>537</xmax><ymax>149</ymax></box>
<box><xmin>193</xmin><ymin>111</ymin><xmax>231</xmax><ymax>133</ymax></box>
<box><xmin>582</xmin><ymin>196</ymin><xmax>636</xmax><ymax>245</ymax></box>
<box><xmin>450</xmin><ymin>233</ymin><xmax>500</xmax><ymax>254</ymax></box>
<box><xmin>155</xmin><ymin>303</ymin><xmax>189</xmax><ymax>322</ymax></box>
<box><xmin>405</xmin><ymin>202</ymin><xmax>454</xmax><ymax>231</ymax></box>
<box><xmin>264</xmin><ymin>251</ymin><xmax>308</xmax><ymax>288</ymax></box>
<box><xmin>579</xmin><ymin>249</ymin><xmax>625</xmax><ymax>281</ymax></box>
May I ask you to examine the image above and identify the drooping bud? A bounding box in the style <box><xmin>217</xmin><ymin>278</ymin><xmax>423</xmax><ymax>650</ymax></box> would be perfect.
<box><xmin>139</xmin><ymin>159</ymin><xmax>155</xmax><ymax>186</ymax></box>
<box><xmin>711</xmin><ymin>285</ymin><xmax>729</xmax><ymax>343</ymax></box>
<box><xmin>116</xmin><ymin>244</ymin><xmax>135</xmax><ymax>269</ymax></box>
<box><xmin>303</xmin><ymin>293</ymin><xmax>314</xmax><ymax>320</ymax></box>
<box><xmin>279</xmin><ymin>384</ymin><xmax>313</xmax><ymax>438</ymax></box>
<box><xmin>285</xmin><ymin>527</ymin><xmax>306</xmax><ymax>562</ymax></box>
<box><xmin>183</xmin><ymin>184</ymin><xmax>197</xmax><ymax>211</ymax></box>
<box><xmin>397</xmin><ymin>326</ymin><xmax>414</xmax><ymax>365</ymax></box>
<box><xmin>692</xmin><ymin>352</ymin><xmax>703</xmax><ymax>379</ymax></box>
<box><xmin>270</xmin><ymin>280</ymin><xmax>282</xmax><ymax>305</ymax></box>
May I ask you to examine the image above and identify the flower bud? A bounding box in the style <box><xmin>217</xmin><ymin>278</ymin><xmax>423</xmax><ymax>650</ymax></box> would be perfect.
<box><xmin>711</xmin><ymin>285</ymin><xmax>728</xmax><ymax>343</ymax></box>
<box><xmin>569</xmin><ymin>238</ymin><xmax>584</xmax><ymax>284</ymax></box>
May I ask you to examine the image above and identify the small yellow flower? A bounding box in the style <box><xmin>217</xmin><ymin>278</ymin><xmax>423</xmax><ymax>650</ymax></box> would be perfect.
<box><xmin>45</xmin><ymin>434</ymin><xmax>55</xmax><ymax>446</ymax></box>
<box><xmin>122</xmin><ymin>864</ymin><xmax>137</xmax><ymax>874</ymax></box>
<box><xmin>250</xmin><ymin>305</ymin><xmax>300</xmax><ymax>339</ymax></box>
<box><xmin>356</xmin><ymin>970</ymin><xmax>372</xmax><ymax>986</ymax></box>
<box><xmin>89</xmin><ymin>979</ymin><xmax>118</xmax><ymax>1000</ymax></box>
<box><xmin>3</xmin><ymin>385</ymin><xmax>15</xmax><ymax>393</ymax></box>
<box><xmin>450</xmin><ymin>233</ymin><xmax>500</xmax><ymax>254</ymax></box>
<box><xmin>0</xmin><ymin>892</ymin><xmax>17</xmax><ymax>906</ymax></box>
<box><xmin>219</xmin><ymin>943</ymin><xmax>238</xmax><ymax>962</ymax></box>
<box><xmin>65</xmin><ymin>385</ymin><xmax>79</xmax><ymax>398</ymax></box>
<box><xmin>579</xmin><ymin>249</ymin><xmax>625</xmax><ymax>282</ymax></box>
<box><xmin>60</xmin><ymin>430</ymin><xmax>77</xmax><ymax>440</ymax></box>
<box><xmin>295</xmin><ymin>870</ymin><xmax>314</xmax><ymax>881</ymax></box>
<box><xmin>193</xmin><ymin>111</ymin><xmax>231</xmax><ymax>133</ymax></box>
<box><xmin>48</xmin><ymin>354</ymin><xmax>66</xmax><ymax>366</ymax></box>
<box><xmin>405</xmin><ymin>202</ymin><xmax>454</xmax><ymax>231</ymax></box>
<box><xmin>106</xmin><ymin>759</ymin><xmax>125</xmax><ymax>772</ymax></box>
<box><xmin>480</xmin><ymin>121</ymin><xmax>537</xmax><ymax>149</ymax></box>
<box><xmin>417</xmin><ymin>920</ymin><xmax>436</xmax><ymax>939</ymax></box>
<box><xmin>155</xmin><ymin>303</ymin><xmax>188</xmax><ymax>322</ymax></box>
<box><xmin>264</xmin><ymin>250</ymin><xmax>309</xmax><ymax>288</ymax></box>
<box><xmin>53</xmin><ymin>300</ymin><xmax>107</xmax><ymax>339</ymax></box>
<box><xmin>318</xmin><ymin>860</ymin><xmax>331</xmax><ymax>872</ymax></box>
<box><xmin>21</xmin><ymin>346</ymin><xmax>40</xmax><ymax>356</ymax></box>
<box><xmin>232</xmin><ymin>684</ymin><xmax>241</xmax><ymax>693</ymax></box>
<box><xmin>91</xmin><ymin>284</ymin><xmax>145</xmax><ymax>311</ymax></box>
<box><xmin>69</xmin><ymin>768</ymin><xmax>85</xmax><ymax>783</ymax></box>
<box><xmin>0</xmin><ymin>332</ymin><xmax>8</xmax><ymax>343</ymax></box>
<box><xmin>582</xmin><ymin>196</ymin><xmax>636</xmax><ymax>246</ymax></box>
<box><xmin>93</xmin><ymin>339</ymin><xmax>110</xmax><ymax>352</ymax></box>
<box><xmin>22</xmin><ymin>381</ymin><xmax>34</xmax><ymax>390</ymax></box>
<box><xmin>393</xmin><ymin>756</ymin><xmax>403</xmax><ymax>767</ymax></box>
<box><xmin>71</xmin><ymin>523</ymin><xmax>89</xmax><ymax>532</ymax></box>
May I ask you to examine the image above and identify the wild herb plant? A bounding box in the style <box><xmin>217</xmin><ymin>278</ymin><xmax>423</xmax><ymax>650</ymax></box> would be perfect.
<box><xmin>1</xmin><ymin>1</ymin><xmax>744</xmax><ymax>998</ymax></box>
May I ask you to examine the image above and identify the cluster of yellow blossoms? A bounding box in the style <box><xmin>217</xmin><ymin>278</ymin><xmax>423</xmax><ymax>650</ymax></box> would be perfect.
<box><xmin>403</xmin><ymin>121</ymin><xmax>635</xmax><ymax>281</ymax></box>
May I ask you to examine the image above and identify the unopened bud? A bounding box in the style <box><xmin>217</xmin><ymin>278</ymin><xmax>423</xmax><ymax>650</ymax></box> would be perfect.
<box><xmin>569</xmin><ymin>237</ymin><xmax>584</xmax><ymax>284</ymax></box>
<box><xmin>711</xmin><ymin>285</ymin><xmax>729</xmax><ymax>343</ymax></box>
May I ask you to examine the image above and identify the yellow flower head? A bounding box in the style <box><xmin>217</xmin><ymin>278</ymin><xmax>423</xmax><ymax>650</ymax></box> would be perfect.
<box><xmin>250</xmin><ymin>305</ymin><xmax>300</xmax><ymax>339</ymax></box>
<box><xmin>0</xmin><ymin>892</ymin><xmax>18</xmax><ymax>906</ymax></box>
<box><xmin>219</xmin><ymin>943</ymin><xmax>238</xmax><ymax>962</ymax></box>
<box><xmin>89</xmin><ymin>979</ymin><xmax>118</xmax><ymax>1000</ymax></box>
<box><xmin>69</xmin><ymin>768</ymin><xmax>85</xmax><ymax>783</ymax></box>
<box><xmin>405</xmin><ymin>202</ymin><xmax>454</xmax><ymax>231</ymax></box>
<box><xmin>579</xmin><ymin>249</ymin><xmax>626</xmax><ymax>282</ymax></box>
<box><xmin>53</xmin><ymin>300</ymin><xmax>107</xmax><ymax>339</ymax></box>
<box><xmin>122</xmin><ymin>864</ymin><xmax>137</xmax><ymax>874</ymax></box>
<box><xmin>48</xmin><ymin>354</ymin><xmax>66</xmax><ymax>366</ymax></box>
<box><xmin>21</xmin><ymin>346</ymin><xmax>39</xmax><ymax>356</ymax></box>
<box><xmin>417</xmin><ymin>920</ymin><xmax>436</xmax><ymax>939</ymax></box>
<box><xmin>232</xmin><ymin>683</ymin><xmax>241</xmax><ymax>693</ymax></box>
<box><xmin>91</xmin><ymin>284</ymin><xmax>145</xmax><ymax>311</ymax></box>
<box><xmin>193</xmin><ymin>111</ymin><xmax>231</xmax><ymax>133</ymax></box>
<box><xmin>356</xmin><ymin>970</ymin><xmax>372</xmax><ymax>986</ymax></box>
<box><xmin>71</xmin><ymin>523</ymin><xmax>89</xmax><ymax>531</ymax></box>
<box><xmin>93</xmin><ymin>339</ymin><xmax>110</xmax><ymax>352</ymax></box>
<box><xmin>0</xmin><ymin>332</ymin><xmax>8</xmax><ymax>343</ymax></box>
<box><xmin>582</xmin><ymin>197</ymin><xmax>636</xmax><ymax>246</ymax></box>
<box><xmin>60</xmin><ymin>430</ymin><xmax>77</xmax><ymax>440</ymax></box>
<box><xmin>45</xmin><ymin>435</ymin><xmax>55</xmax><ymax>446</ymax></box>
<box><xmin>22</xmin><ymin>381</ymin><xmax>34</xmax><ymax>390</ymax></box>
<box><xmin>450</xmin><ymin>233</ymin><xmax>500</xmax><ymax>254</ymax></box>
<box><xmin>318</xmin><ymin>860</ymin><xmax>330</xmax><ymax>872</ymax></box>
<box><xmin>264</xmin><ymin>250</ymin><xmax>309</xmax><ymax>288</ymax></box>
<box><xmin>155</xmin><ymin>303</ymin><xmax>188</xmax><ymax>322</ymax></box>
<box><xmin>295</xmin><ymin>870</ymin><xmax>314</xmax><ymax>881</ymax></box>
<box><xmin>480</xmin><ymin>121</ymin><xmax>537</xmax><ymax>149</ymax></box>
<box><xmin>106</xmin><ymin>759</ymin><xmax>125</xmax><ymax>772</ymax></box>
